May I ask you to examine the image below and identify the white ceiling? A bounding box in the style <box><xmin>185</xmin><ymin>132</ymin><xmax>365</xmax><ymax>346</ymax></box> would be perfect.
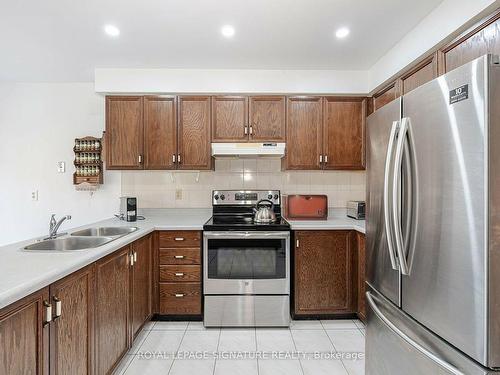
<box><xmin>0</xmin><ymin>0</ymin><xmax>444</xmax><ymax>82</ymax></box>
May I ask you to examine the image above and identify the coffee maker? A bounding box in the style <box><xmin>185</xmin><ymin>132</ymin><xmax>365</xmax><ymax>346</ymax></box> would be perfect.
<box><xmin>119</xmin><ymin>197</ymin><xmax>137</xmax><ymax>222</ymax></box>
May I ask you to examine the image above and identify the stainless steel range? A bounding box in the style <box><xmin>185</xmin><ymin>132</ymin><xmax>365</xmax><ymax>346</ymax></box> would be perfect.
<box><xmin>203</xmin><ymin>190</ymin><xmax>291</xmax><ymax>327</ymax></box>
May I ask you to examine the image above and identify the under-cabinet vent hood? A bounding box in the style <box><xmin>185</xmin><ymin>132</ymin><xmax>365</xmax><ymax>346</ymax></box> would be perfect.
<box><xmin>211</xmin><ymin>143</ymin><xmax>286</xmax><ymax>158</ymax></box>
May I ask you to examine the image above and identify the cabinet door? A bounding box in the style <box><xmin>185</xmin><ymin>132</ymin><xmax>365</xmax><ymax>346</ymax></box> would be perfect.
<box><xmin>0</xmin><ymin>288</ymin><xmax>49</xmax><ymax>375</ymax></box>
<box><xmin>49</xmin><ymin>266</ymin><xmax>95</xmax><ymax>375</ymax></box>
<box><xmin>284</xmin><ymin>97</ymin><xmax>323</xmax><ymax>170</ymax></box>
<box><xmin>401</xmin><ymin>55</ymin><xmax>438</xmax><ymax>95</ymax></box>
<box><xmin>144</xmin><ymin>96</ymin><xmax>177</xmax><ymax>170</ymax></box>
<box><xmin>212</xmin><ymin>96</ymin><xmax>248</xmax><ymax>142</ymax></box>
<box><xmin>95</xmin><ymin>247</ymin><xmax>130</xmax><ymax>375</ymax></box>
<box><xmin>323</xmin><ymin>97</ymin><xmax>366</xmax><ymax>170</ymax></box>
<box><xmin>249</xmin><ymin>96</ymin><xmax>286</xmax><ymax>141</ymax></box>
<box><xmin>372</xmin><ymin>81</ymin><xmax>400</xmax><ymax>111</ymax></box>
<box><xmin>105</xmin><ymin>96</ymin><xmax>144</xmax><ymax>170</ymax></box>
<box><xmin>357</xmin><ymin>233</ymin><xmax>366</xmax><ymax>322</ymax></box>
<box><xmin>295</xmin><ymin>231</ymin><xmax>355</xmax><ymax>315</ymax></box>
<box><xmin>440</xmin><ymin>12</ymin><xmax>500</xmax><ymax>74</ymax></box>
<box><xmin>178</xmin><ymin>96</ymin><xmax>212</xmax><ymax>170</ymax></box>
<box><xmin>131</xmin><ymin>235</ymin><xmax>153</xmax><ymax>338</ymax></box>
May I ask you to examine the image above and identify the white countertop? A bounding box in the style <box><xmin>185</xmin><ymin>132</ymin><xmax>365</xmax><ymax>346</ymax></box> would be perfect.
<box><xmin>287</xmin><ymin>208</ymin><xmax>365</xmax><ymax>233</ymax></box>
<box><xmin>0</xmin><ymin>207</ymin><xmax>364</xmax><ymax>310</ymax></box>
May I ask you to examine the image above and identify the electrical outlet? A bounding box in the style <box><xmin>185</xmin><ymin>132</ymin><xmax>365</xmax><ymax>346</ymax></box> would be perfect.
<box><xmin>175</xmin><ymin>189</ymin><xmax>182</xmax><ymax>200</ymax></box>
<box><xmin>31</xmin><ymin>190</ymin><xmax>38</xmax><ymax>201</ymax></box>
<box><xmin>57</xmin><ymin>161</ymin><xmax>65</xmax><ymax>173</ymax></box>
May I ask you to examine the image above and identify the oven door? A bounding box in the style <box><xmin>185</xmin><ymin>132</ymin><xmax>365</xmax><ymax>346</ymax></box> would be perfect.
<box><xmin>203</xmin><ymin>231</ymin><xmax>290</xmax><ymax>295</ymax></box>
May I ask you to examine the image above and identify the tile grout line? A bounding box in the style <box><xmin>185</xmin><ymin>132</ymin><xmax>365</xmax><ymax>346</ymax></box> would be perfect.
<box><xmin>323</xmin><ymin>323</ymin><xmax>350</xmax><ymax>375</ymax></box>
<box><xmin>288</xmin><ymin>326</ymin><xmax>305</xmax><ymax>375</ymax></box>
<box><xmin>119</xmin><ymin>322</ymin><xmax>155</xmax><ymax>375</ymax></box>
<box><xmin>212</xmin><ymin>326</ymin><xmax>223</xmax><ymax>375</ymax></box>
<box><xmin>166</xmin><ymin>322</ymin><xmax>189</xmax><ymax>375</ymax></box>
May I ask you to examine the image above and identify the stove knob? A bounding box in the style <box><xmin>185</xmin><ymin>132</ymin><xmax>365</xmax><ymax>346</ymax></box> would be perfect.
<box><xmin>220</xmin><ymin>194</ymin><xmax>225</xmax><ymax>200</ymax></box>
<box><xmin>274</xmin><ymin>194</ymin><xmax>279</xmax><ymax>200</ymax></box>
<box><xmin>267</xmin><ymin>194</ymin><xmax>273</xmax><ymax>199</ymax></box>
<box><xmin>214</xmin><ymin>195</ymin><xmax>219</xmax><ymax>200</ymax></box>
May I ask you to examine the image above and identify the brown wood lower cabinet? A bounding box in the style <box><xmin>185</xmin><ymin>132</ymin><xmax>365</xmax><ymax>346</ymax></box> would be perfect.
<box><xmin>356</xmin><ymin>232</ymin><xmax>366</xmax><ymax>322</ymax></box>
<box><xmin>0</xmin><ymin>288</ymin><xmax>49</xmax><ymax>375</ymax></box>
<box><xmin>50</xmin><ymin>265</ymin><xmax>95</xmax><ymax>375</ymax></box>
<box><xmin>95</xmin><ymin>246</ymin><xmax>131</xmax><ymax>375</ymax></box>
<box><xmin>130</xmin><ymin>235</ymin><xmax>153</xmax><ymax>339</ymax></box>
<box><xmin>294</xmin><ymin>230</ymin><xmax>356</xmax><ymax>316</ymax></box>
<box><xmin>157</xmin><ymin>231</ymin><xmax>202</xmax><ymax>316</ymax></box>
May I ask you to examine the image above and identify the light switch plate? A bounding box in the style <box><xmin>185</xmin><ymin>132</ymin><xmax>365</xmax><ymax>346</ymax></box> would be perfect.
<box><xmin>175</xmin><ymin>189</ymin><xmax>182</xmax><ymax>200</ymax></box>
<box><xmin>57</xmin><ymin>161</ymin><xmax>65</xmax><ymax>173</ymax></box>
<box><xmin>31</xmin><ymin>190</ymin><xmax>38</xmax><ymax>201</ymax></box>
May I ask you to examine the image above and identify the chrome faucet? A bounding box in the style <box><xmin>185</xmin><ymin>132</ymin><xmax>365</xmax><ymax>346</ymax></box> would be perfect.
<box><xmin>48</xmin><ymin>214</ymin><xmax>71</xmax><ymax>239</ymax></box>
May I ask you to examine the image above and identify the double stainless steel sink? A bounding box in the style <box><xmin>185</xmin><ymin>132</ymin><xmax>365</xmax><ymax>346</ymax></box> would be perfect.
<box><xmin>23</xmin><ymin>226</ymin><xmax>139</xmax><ymax>252</ymax></box>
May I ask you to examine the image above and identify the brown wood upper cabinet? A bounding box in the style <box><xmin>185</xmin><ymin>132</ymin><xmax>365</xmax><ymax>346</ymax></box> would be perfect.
<box><xmin>400</xmin><ymin>55</ymin><xmax>438</xmax><ymax>95</ymax></box>
<box><xmin>323</xmin><ymin>97</ymin><xmax>366</xmax><ymax>170</ymax></box>
<box><xmin>284</xmin><ymin>96</ymin><xmax>323</xmax><ymax>170</ymax></box>
<box><xmin>212</xmin><ymin>95</ymin><xmax>286</xmax><ymax>142</ymax></box>
<box><xmin>49</xmin><ymin>265</ymin><xmax>95</xmax><ymax>375</ymax></box>
<box><xmin>0</xmin><ymin>288</ymin><xmax>49</xmax><ymax>375</ymax></box>
<box><xmin>248</xmin><ymin>96</ymin><xmax>286</xmax><ymax>141</ymax></box>
<box><xmin>372</xmin><ymin>81</ymin><xmax>400</xmax><ymax>111</ymax></box>
<box><xmin>178</xmin><ymin>96</ymin><xmax>212</xmax><ymax>170</ymax></box>
<box><xmin>439</xmin><ymin>12</ymin><xmax>500</xmax><ymax>74</ymax></box>
<box><xmin>284</xmin><ymin>96</ymin><xmax>365</xmax><ymax>170</ymax></box>
<box><xmin>106</xmin><ymin>96</ymin><xmax>144</xmax><ymax>169</ymax></box>
<box><xmin>212</xmin><ymin>96</ymin><xmax>248</xmax><ymax>142</ymax></box>
<box><xmin>106</xmin><ymin>95</ymin><xmax>212</xmax><ymax>170</ymax></box>
<box><xmin>294</xmin><ymin>230</ymin><xmax>356</xmax><ymax>315</ymax></box>
<box><xmin>144</xmin><ymin>96</ymin><xmax>177</xmax><ymax>169</ymax></box>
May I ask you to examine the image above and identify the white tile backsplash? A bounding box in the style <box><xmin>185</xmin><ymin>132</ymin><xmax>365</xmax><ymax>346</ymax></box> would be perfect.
<box><xmin>121</xmin><ymin>158</ymin><xmax>365</xmax><ymax>208</ymax></box>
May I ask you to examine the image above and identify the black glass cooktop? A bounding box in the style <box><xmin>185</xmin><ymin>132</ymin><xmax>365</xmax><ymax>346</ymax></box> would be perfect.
<box><xmin>203</xmin><ymin>215</ymin><xmax>291</xmax><ymax>231</ymax></box>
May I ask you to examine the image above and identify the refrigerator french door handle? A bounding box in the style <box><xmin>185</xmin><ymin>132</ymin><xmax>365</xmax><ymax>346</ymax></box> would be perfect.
<box><xmin>383</xmin><ymin>120</ymin><xmax>400</xmax><ymax>270</ymax></box>
<box><xmin>392</xmin><ymin>117</ymin><xmax>410</xmax><ymax>275</ymax></box>
<box><xmin>366</xmin><ymin>291</ymin><xmax>465</xmax><ymax>375</ymax></box>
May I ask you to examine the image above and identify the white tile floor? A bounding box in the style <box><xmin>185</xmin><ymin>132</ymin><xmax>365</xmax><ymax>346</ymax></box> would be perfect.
<box><xmin>113</xmin><ymin>319</ymin><xmax>366</xmax><ymax>375</ymax></box>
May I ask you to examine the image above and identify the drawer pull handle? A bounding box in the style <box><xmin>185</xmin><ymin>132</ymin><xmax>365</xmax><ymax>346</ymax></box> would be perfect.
<box><xmin>174</xmin><ymin>237</ymin><xmax>185</xmax><ymax>241</ymax></box>
<box><xmin>174</xmin><ymin>255</ymin><xmax>185</xmax><ymax>259</ymax></box>
<box><xmin>175</xmin><ymin>273</ymin><xmax>184</xmax><ymax>276</ymax></box>
<box><xmin>175</xmin><ymin>293</ymin><xmax>185</xmax><ymax>298</ymax></box>
<box><xmin>53</xmin><ymin>297</ymin><xmax>62</xmax><ymax>319</ymax></box>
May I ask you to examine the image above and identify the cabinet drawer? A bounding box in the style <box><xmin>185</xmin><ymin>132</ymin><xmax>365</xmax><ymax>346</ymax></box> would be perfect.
<box><xmin>159</xmin><ymin>231</ymin><xmax>201</xmax><ymax>248</ymax></box>
<box><xmin>159</xmin><ymin>283</ymin><xmax>201</xmax><ymax>315</ymax></box>
<box><xmin>159</xmin><ymin>265</ymin><xmax>200</xmax><ymax>282</ymax></box>
<box><xmin>159</xmin><ymin>248</ymin><xmax>201</xmax><ymax>265</ymax></box>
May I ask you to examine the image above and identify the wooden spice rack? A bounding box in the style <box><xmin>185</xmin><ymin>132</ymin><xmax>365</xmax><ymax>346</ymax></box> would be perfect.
<box><xmin>73</xmin><ymin>136</ymin><xmax>103</xmax><ymax>187</ymax></box>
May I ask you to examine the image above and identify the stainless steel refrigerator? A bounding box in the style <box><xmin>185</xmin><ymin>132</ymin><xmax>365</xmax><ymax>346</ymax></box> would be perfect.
<box><xmin>366</xmin><ymin>54</ymin><xmax>500</xmax><ymax>374</ymax></box>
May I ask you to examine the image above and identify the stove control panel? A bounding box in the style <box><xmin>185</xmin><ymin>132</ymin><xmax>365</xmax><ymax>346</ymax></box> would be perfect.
<box><xmin>212</xmin><ymin>190</ymin><xmax>281</xmax><ymax>205</ymax></box>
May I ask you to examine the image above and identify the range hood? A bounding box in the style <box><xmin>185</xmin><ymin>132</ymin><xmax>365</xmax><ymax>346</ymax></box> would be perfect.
<box><xmin>211</xmin><ymin>142</ymin><xmax>286</xmax><ymax>157</ymax></box>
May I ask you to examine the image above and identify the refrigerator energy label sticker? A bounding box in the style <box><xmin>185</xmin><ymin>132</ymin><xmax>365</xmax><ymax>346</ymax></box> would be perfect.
<box><xmin>449</xmin><ymin>84</ymin><xmax>469</xmax><ymax>104</ymax></box>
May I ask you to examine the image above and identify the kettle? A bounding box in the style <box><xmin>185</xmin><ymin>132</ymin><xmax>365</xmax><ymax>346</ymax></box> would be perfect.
<box><xmin>253</xmin><ymin>199</ymin><xmax>277</xmax><ymax>223</ymax></box>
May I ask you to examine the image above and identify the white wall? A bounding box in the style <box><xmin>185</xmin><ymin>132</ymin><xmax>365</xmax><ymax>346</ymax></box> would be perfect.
<box><xmin>0</xmin><ymin>83</ymin><xmax>121</xmax><ymax>246</ymax></box>
<box><xmin>122</xmin><ymin>159</ymin><xmax>365</xmax><ymax>209</ymax></box>
<box><xmin>94</xmin><ymin>68</ymin><xmax>370</xmax><ymax>94</ymax></box>
<box><xmin>369</xmin><ymin>0</ymin><xmax>499</xmax><ymax>90</ymax></box>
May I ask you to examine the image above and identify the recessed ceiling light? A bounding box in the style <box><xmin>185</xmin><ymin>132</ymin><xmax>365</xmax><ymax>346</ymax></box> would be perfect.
<box><xmin>335</xmin><ymin>27</ymin><xmax>350</xmax><ymax>39</ymax></box>
<box><xmin>221</xmin><ymin>25</ymin><xmax>235</xmax><ymax>38</ymax></box>
<box><xmin>104</xmin><ymin>24</ymin><xmax>120</xmax><ymax>37</ymax></box>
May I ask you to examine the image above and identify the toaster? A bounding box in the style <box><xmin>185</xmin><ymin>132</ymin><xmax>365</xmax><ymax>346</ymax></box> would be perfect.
<box><xmin>347</xmin><ymin>201</ymin><xmax>365</xmax><ymax>220</ymax></box>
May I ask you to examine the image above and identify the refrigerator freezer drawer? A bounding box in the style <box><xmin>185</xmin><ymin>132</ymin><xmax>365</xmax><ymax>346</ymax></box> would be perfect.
<box><xmin>204</xmin><ymin>295</ymin><xmax>290</xmax><ymax>327</ymax></box>
<box><xmin>366</xmin><ymin>288</ymin><xmax>492</xmax><ymax>375</ymax></box>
